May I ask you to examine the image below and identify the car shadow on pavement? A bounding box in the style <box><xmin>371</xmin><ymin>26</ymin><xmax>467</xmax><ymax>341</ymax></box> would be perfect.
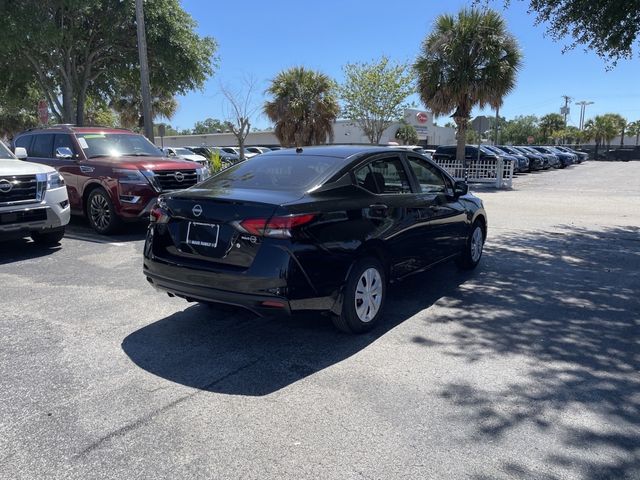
<box><xmin>121</xmin><ymin>261</ymin><xmax>471</xmax><ymax>397</ymax></box>
<box><xmin>427</xmin><ymin>225</ymin><xmax>639</xmax><ymax>480</ymax></box>
<box><xmin>122</xmin><ymin>224</ymin><xmax>639</xmax><ymax>478</ymax></box>
<box><xmin>0</xmin><ymin>238</ymin><xmax>62</xmax><ymax>264</ymax></box>
<box><xmin>65</xmin><ymin>216</ymin><xmax>148</xmax><ymax>243</ymax></box>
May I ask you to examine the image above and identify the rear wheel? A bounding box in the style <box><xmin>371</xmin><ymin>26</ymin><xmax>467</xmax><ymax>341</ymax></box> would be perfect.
<box><xmin>87</xmin><ymin>188</ymin><xmax>121</xmax><ymax>235</ymax></box>
<box><xmin>31</xmin><ymin>227</ymin><xmax>65</xmax><ymax>246</ymax></box>
<box><xmin>332</xmin><ymin>257</ymin><xmax>386</xmax><ymax>334</ymax></box>
<box><xmin>457</xmin><ymin>220</ymin><xmax>484</xmax><ymax>270</ymax></box>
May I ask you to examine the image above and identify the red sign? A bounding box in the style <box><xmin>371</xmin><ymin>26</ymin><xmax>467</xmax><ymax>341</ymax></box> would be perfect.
<box><xmin>416</xmin><ymin>112</ymin><xmax>428</xmax><ymax>124</ymax></box>
<box><xmin>527</xmin><ymin>136</ymin><xmax>535</xmax><ymax>144</ymax></box>
<box><xmin>38</xmin><ymin>100</ymin><xmax>48</xmax><ymax>125</ymax></box>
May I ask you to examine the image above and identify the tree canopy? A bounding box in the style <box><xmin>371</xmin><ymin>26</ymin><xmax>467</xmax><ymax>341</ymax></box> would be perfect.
<box><xmin>415</xmin><ymin>8</ymin><xmax>522</xmax><ymax>160</ymax></box>
<box><xmin>0</xmin><ymin>0</ymin><xmax>217</xmax><ymax>126</ymax></box>
<box><xmin>518</xmin><ymin>0</ymin><xmax>640</xmax><ymax>63</ymax></box>
<box><xmin>340</xmin><ymin>57</ymin><xmax>415</xmax><ymax>144</ymax></box>
<box><xmin>395</xmin><ymin>122</ymin><xmax>419</xmax><ymax>145</ymax></box>
<box><xmin>192</xmin><ymin>118</ymin><xmax>229</xmax><ymax>135</ymax></box>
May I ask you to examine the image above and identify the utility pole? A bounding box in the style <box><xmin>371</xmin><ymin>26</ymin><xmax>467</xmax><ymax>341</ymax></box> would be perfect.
<box><xmin>135</xmin><ymin>0</ymin><xmax>154</xmax><ymax>142</ymax></box>
<box><xmin>560</xmin><ymin>95</ymin><xmax>571</xmax><ymax>144</ymax></box>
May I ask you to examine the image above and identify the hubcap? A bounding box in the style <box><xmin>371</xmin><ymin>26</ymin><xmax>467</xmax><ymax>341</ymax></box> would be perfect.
<box><xmin>90</xmin><ymin>194</ymin><xmax>111</xmax><ymax>231</ymax></box>
<box><xmin>470</xmin><ymin>226</ymin><xmax>483</xmax><ymax>262</ymax></box>
<box><xmin>354</xmin><ymin>267</ymin><xmax>383</xmax><ymax>323</ymax></box>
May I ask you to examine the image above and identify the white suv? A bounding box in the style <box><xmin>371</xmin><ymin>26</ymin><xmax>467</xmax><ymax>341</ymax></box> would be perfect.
<box><xmin>0</xmin><ymin>140</ymin><xmax>70</xmax><ymax>245</ymax></box>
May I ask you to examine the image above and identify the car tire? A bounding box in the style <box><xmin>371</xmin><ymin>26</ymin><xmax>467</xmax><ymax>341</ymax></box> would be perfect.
<box><xmin>332</xmin><ymin>257</ymin><xmax>386</xmax><ymax>334</ymax></box>
<box><xmin>457</xmin><ymin>220</ymin><xmax>485</xmax><ymax>270</ymax></box>
<box><xmin>87</xmin><ymin>188</ymin><xmax>122</xmax><ymax>235</ymax></box>
<box><xmin>31</xmin><ymin>227</ymin><xmax>65</xmax><ymax>246</ymax></box>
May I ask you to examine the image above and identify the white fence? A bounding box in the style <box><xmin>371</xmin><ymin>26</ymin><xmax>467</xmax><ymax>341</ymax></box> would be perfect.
<box><xmin>433</xmin><ymin>158</ymin><xmax>514</xmax><ymax>188</ymax></box>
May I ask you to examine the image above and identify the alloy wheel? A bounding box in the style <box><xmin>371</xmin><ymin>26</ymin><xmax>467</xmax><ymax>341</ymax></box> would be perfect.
<box><xmin>90</xmin><ymin>193</ymin><xmax>111</xmax><ymax>231</ymax></box>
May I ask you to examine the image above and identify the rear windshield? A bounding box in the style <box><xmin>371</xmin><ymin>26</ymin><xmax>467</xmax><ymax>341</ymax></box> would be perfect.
<box><xmin>199</xmin><ymin>154</ymin><xmax>343</xmax><ymax>191</ymax></box>
<box><xmin>76</xmin><ymin>133</ymin><xmax>162</xmax><ymax>158</ymax></box>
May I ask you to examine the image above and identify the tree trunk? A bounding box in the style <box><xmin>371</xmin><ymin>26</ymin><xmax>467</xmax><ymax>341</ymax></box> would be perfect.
<box><xmin>61</xmin><ymin>82</ymin><xmax>74</xmax><ymax>124</ymax></box>
<box><xmin>455</xmin><ymin>117</ymin><xmax>468</xmax><ymax>162</ymax></box>
<box><xmin>76</xmin><ymin>88</ymin><xmax>87</xmax><ymax>126</ymax></box>
<box><xmin>620</xmin><ymin>126</ymin><xmax>625</xmax><ymax>146</ymax></box>
<box><xmin>636</xmin><ymin>133</ymin><xmax>639</xmax><ymax>146</ymax></box>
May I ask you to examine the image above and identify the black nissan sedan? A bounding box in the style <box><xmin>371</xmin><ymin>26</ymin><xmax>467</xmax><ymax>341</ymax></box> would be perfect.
<box><xmin>143</xmin><ymin>146</ymin><xmax>487</xmax><ymax>333</ymax></box>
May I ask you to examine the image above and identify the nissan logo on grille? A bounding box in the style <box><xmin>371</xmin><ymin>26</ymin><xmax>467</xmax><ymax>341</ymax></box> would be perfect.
<box><xmin>0</xmin><ymin>179</ymin><xmax>13</xmax><ymax>193</ymax></box>
<box><xmin>174</xmin><ymin>171</ymin><xmax>185</xmax><ymax>182</ymax></box>
<box><xmin>192</xmin><ymin>204</ymin><xmax>203</xmax><ymax>217</ymax></box>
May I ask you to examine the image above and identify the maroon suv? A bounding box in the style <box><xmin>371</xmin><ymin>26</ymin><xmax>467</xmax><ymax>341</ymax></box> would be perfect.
<box><xmin>13</xmin><ymin>126</ymin><xmax>208</xmax><ymax>234</ymax></box>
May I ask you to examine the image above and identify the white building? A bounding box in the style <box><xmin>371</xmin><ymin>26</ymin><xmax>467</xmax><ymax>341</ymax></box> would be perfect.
<box><xmin>155</xmin><ymin>108</ymin><xmax>456</xmax><ymax>149</ymax></box>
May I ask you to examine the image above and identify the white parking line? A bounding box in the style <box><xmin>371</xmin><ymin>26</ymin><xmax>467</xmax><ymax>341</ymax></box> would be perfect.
<box><xmin>63</xmin><ymin>233</ymin><xmax>127</xmax><ymax>246</ymax></box>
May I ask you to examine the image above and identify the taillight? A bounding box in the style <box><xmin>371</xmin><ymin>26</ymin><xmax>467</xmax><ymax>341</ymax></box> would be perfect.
<box><xmin>150</xmin><ymin>204</ymin><xmax>170</xmax><ymax>224</ymax></box>
<box><xmin>237</xmin><ymin>213</ymin><xmax>316</xmax><ymax>238</ymax></box>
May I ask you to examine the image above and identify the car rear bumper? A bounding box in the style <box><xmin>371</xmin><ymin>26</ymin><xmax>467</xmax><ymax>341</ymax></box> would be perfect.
<box><xmin>143</xmin><ymin>256</ymin><xmax>340</xmax><ymax>317</ymax></box>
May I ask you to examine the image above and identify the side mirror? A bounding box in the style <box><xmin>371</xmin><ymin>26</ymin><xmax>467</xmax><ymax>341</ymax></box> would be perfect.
<box><xmin>14</xmin><ymin>147</ymin><xmax>28</xmax><ymax>159</ymax></box>
<box><xmin>55</xmin><ymin>147</ymin><xmax>74</xmax><ymax>159</ymax></box>
<box><xmin>454</xmin><ymin>180</ymin><xmax>468</xmax><ymax>197</ymax></box>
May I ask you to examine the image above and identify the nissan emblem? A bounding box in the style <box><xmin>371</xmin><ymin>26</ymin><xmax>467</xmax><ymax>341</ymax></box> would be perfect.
<box><xmin>192</xmin><ymin>204</ymin><xmax>203</xmax><ymax>217</ymax></box>
<box><xmin>0</xmin><ymin>179</ymin><xmax>13</xmax><ymax>193</ymax></box>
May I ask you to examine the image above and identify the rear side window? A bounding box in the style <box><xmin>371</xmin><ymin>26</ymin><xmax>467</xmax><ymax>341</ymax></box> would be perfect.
<box><xmin>355</xmin><ymin>156</ymin><xmax>411</xmax><ymax>195</ymax></box>
<box><xmin>436</xmin><ymin>146</ymin><xmax>455</xmax><ymax>155</ymax></box>
<box><xmin>31</xmin><ymin>134</ymin><xmax>55</xmax><ymax>158</ymax></box>
<box><xmin>14</xmin><ymin>135</ymin><xmax>33</xmax><ymax>153</ymax></box>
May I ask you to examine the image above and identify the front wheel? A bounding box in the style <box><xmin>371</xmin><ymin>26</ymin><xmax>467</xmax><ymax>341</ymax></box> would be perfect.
<box><xmin>87</xmin><ymin>188</ymin><xmax>121</xmax><ymax>235</ymax></box>
<box><xmin>31</xmin><ymin>227</ymin><xmax>65</xmax><ymax>246</ymax></box>
<box><xmin>332</xmin><ymin>257</ymin><xmax>386</xmax><ymax>334</ymax></box>
<box><xmin>457</xmin><ymin>221</ymin><xmax>484</xmax><ymax>270</ymax></box>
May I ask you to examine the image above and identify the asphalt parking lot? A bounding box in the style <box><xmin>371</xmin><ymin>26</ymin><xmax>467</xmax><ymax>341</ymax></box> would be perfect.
<box><xmin>1</xmin><ymin>161</ymin><xmax>639</xmax><ymax>480</ymax></box>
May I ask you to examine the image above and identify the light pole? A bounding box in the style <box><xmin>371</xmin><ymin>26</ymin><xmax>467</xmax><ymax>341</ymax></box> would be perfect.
<box><xmin>576</xmin><ymin>101</ymin><xmax>594</xmax><ymax>130</ymax></box>
<box><xmin>135</xmin><ymin>0</ymin><xmax>154</xmax><ymax>142</ymax></box>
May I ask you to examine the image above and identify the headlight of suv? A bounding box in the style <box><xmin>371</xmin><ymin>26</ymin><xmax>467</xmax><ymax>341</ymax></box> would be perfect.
<box><xmin>196</xmin><ymin>167</ymin><xmax>210</xmax><ymax>182</ymax></box>
<box><xmin>113</xmin><ymin>168</ymin><xmax>148</xmax><ymax>185</ymax></box>
<box><xmin>47</xmin><ymin>171</ymin><xmax>65</xmax><ymax>189</ymax></box>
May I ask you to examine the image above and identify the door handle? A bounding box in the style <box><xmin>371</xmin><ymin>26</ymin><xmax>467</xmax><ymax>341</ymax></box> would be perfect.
<box><xmin>368</xmin><ymin>204</ymin><xmax>389</xmax><ymax>217</ymax></box>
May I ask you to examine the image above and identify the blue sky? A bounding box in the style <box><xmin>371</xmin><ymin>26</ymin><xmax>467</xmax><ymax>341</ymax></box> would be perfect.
<box><xmin>168</xmin><ymin>0</ymin><xmax>640</xmax><ymax>131</ymax></box>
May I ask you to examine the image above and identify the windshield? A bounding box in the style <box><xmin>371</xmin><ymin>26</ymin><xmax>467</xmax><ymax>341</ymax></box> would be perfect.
<box><xmin>480</xmin><ymin>146</ymin><xmax>498</xmax><ymax>155</ymax></box>
<box><xmin>173</xmin><ymin>148</ymin><xmax>194</xmax><ymax>156</ymax></box>
<box><xmin>76</xmin><ymin>133</ymin><xmax>162</xmax><ymax>159</ymax></box>
<box><xmin>198</xmin><ymin>154</ymin><xmax>343</xmax><ymax>192</ymax></box>
<box><xmin>0</xmin><ymin>141</ymin><xmax>14</xmax><ymax>159</ymax></box>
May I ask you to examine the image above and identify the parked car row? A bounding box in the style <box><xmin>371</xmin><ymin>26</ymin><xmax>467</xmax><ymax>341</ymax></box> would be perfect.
<box><xmin>163</xmin><ymin>145</ymin><xmax>281</xmax><ymax>169</ymax></box>
<box><xmin>432</xmin><ymin>144</ymin><xmax>587</xmax><ymax>172</ymax></box>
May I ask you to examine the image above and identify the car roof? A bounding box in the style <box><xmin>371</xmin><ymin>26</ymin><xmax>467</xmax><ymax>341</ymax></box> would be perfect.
<box><xmin>18</xmin><ymin>125</ymin><xmax>136</xmax><ymax>135</ymax></box>
<box><xmin>263</xmin><ymin>145</ymin><xmax>418</xmax><ymax>159</ymax></box>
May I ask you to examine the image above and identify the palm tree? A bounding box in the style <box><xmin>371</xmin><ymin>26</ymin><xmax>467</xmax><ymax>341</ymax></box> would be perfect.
<box><xmin>626</xmin><ymin>120</ymin><xmax>640</xmax><ymax>146</ymax></box>
<box><xmin>539</xmin><ymin>113</ymin><xmax>565</xmax><ymax>142</ymax></box>
<box><xmin>111</xmin><ymin>92</ymin><xmax>178</xmax><ymax>130</ymax></box>
<box><xmin>584</xmin><ymin>115</ymin><xmax>618</xmax><ymax>159</ymax></box>
<box><xmin>602</xmin><ymin>113</ymin><xmax>627</xmax><ymax>146</ymax></box>
<box><xmin>264</xmin><ymin>67</ymin><xmax>339</xmax><ymax>147</ymax></box>
<box><xmin>414</xmin><ymin>8</ymin><xmax>522</xmax><ymax>161</ymax></box>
